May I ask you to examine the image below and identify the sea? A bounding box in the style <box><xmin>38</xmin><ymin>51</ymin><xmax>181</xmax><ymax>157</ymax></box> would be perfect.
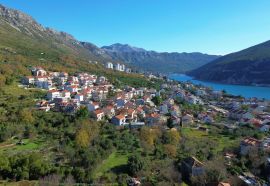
<box><xmin>169</xmin><ymin>74</ymin><xmax>270</xmax><ymax>100</ymax></box>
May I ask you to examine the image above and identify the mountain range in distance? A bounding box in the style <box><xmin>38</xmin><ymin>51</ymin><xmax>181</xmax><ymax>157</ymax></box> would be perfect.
<box><xmin>101</xmin><ymin>43</ymin><xmax>219</xmax><ymax>73</ymax></box>
<box><xmin>0</xmin><ymin>4</ymin><xmax>219</xmax><ymax>74</ymax></box>
<box><xmin>1</xmin><ymin>3</ymin><xmax>270</xmax><ymax>86</ymax></box>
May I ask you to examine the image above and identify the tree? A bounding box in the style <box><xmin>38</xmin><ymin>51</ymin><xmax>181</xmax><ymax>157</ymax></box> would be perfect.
<box><xmin>167</xmin><ymin>117</ymin><xmax>174</xmax><ymax>129</ymax></box>
<box><xmin>19</xmin><ymin>108</ymin><xmax>35</xmax><ymax>124</ymax></box>
<box><xmin>75</xmin><ymin>128</ymin><xmax>90</xmax><ymax>148</ymax></box>
<box><xmin>75</xmin><ymin>119</ymin><xmax>99</xmax><ymax>148</ymax></box>
<box><xmin>127</xmin><ymin>154</ymin><xmax>144</xmax><ymax>175</ymax></box>
<box><xmin>152</xmin><ymin>96</ymin><xmax>162</xmax><ymax>106</ymax></box>
<box><xmin>164</xmin><ymin>144</ymin><xmax>177</xmax><ymax>158</ymax></box>
<box><xmin>0</xmin><ymin>154</ymin><xmax>10</xmax><ymax>179</ymax></box>
<box><xmin>75</xmin><ymin>106</ymin><xmax>89</xmax><ymax>119</ymax></box>
<box><xmin>162</xmin><ymin>130</ymin><xmax>181</xmax><ymax>145</ymax></box>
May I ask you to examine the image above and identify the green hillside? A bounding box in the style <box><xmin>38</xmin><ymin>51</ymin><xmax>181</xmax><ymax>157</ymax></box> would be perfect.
<box><xmin>189</xmin><ymin>40</ymin><xmax>270</xmax><ymax>85</ymax></box>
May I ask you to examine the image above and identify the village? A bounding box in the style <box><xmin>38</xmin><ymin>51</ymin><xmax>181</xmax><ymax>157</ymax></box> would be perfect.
<box><xmin>21</xmin><ymin>66</ymin><xmax>270</xmax><ymax>185</ymax></box>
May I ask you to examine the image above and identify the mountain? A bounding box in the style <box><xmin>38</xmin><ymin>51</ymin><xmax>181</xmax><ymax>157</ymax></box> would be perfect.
<box><xmin>102</xmin><ymin>43</ymin><xmax>219</xmax><ymax>73</ymax></box>
<box><xmin>0</xmin><ymin>4</ymin><xmax>156</xmax><ymax>89</ymax></box>
<box><xmin>0</xmin><ymin>4</ymin><xmax>112</xmax><ymax>66</ymax></box>
<box><xmin>189</xmin><ymin>40</ymin><xmax>270</xmax><ymax>85</ymax></box>
<box><xmin>0</xmin><ymin>3</ymin><xmax>218</xmax><ymax>76</ymax></box>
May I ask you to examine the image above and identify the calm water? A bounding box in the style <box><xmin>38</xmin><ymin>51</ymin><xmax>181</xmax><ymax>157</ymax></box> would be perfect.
<box><xmin>169</xmin><ymin>74</ymin><xmax>270</xmax><ymax>100</ymax></box>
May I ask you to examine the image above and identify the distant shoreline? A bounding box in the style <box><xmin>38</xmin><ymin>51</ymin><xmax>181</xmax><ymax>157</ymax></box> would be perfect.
<box><xmin>169</xmin><ymin>73</ymin><xmax>270</xmax><ymax>88</ymax></box>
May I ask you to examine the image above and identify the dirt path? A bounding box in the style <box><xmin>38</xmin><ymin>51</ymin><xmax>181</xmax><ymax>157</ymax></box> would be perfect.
<box><xmin>0</xmin><ymin>143</ymin><xmax>15</xmax><ymax>148</ymax></box>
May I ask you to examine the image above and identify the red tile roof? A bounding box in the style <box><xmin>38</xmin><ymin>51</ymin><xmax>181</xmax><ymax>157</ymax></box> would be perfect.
<box><xmin>115</xmin><ymin>114</ymin><xmax>125</xmax><ymax>120</ymax></box>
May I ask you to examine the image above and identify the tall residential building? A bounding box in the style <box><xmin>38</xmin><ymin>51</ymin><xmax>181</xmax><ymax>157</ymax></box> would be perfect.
<box><xmin>106</xmin><ymin>62</ymin><xmax>114</xmax><ymax>69</ymax></box>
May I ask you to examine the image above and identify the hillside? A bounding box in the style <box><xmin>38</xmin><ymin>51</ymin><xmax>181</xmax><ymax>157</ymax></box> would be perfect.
<box><xmin>102</xmin><ymin>43</ymin><xmax>219</xmax><ymax>73</ymax></box>
<box><xmin>0</xmin><ymin>4</ymin><xmax>155</xmax><ymax>88</ymax></box>
<box><xmin>189</xmin><ymin>40</ymin><xmax>270</xmax><ymax>85</ymax></box>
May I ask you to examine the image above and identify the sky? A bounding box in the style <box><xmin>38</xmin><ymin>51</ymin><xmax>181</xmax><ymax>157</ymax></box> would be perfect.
<box><xmin>1</xmin><ymin>0</ymin><xmax>270</xmax><ymax>55</ymax></box>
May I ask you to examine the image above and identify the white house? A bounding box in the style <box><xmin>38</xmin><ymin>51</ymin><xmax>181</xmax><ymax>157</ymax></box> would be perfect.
<box><xmin>32</xmin><ymin>67</ymin><xmax>47</xmax><ymax>77</ymax></box>
<box><xmin>62</xmin><ymin>90</ymin><xmax>71</xmax><ymax>99</ymax></box>
<box><xmin>93</xmin><ymin>109</ymin><xmax>104</xmax><ymax>121</ymax></box>
<box><xmin>106</xmin><ymin>62</ymin><xmax>114</xmax><ymax>69</ymax></box>
<box><xmin>75</xmin><ymin>94</ymin><xmax>84</xmax><ymax>102</ymax></box>
<box><xmin>65</xmin><ymin>85</ymin><xmax>79</xmax><ymax>93</ymax></box>
<box><xmin>47</xmin><ymin>90</ymin><xmax>61</xmax><ymax>100</ymax></box>
<box><xmin>115</xmin><ymin>63</ymin><xmax>125</xmax><ymax>71</ymax></box>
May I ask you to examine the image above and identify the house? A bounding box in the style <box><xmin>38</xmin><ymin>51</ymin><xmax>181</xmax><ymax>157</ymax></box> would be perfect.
<box><xmin>42</xmin><ymin>80</ymin><xmax>53</xmax><ymax>90</ymax></box>
<box><xmin>181</xmin><ymin>157</ymin><xmax>204</xmax><ymax>178</ymax></box>
<box><xmin>87</xmin><ymin>102</ymin><xmax>99</xmax><ymax>112</ymax></box>
<box><xmin>136</xmin><ymin>107</ymin><xmax>145</xmax><ymax>119</ymax></box>
<box><xmin>259</xmin><ymin>124</ymin><xmax>270</xmax><ymax>132</ymax></box>
<box><xmin>115</xmin><ymin>63</ymin><xmax>125</xmax><ymax>71</ymax></box>
<box><xmin>32</xmin><ymin>67</ymin><xmax>47</xmax><ymax>76</ymax></box>
<box><xmin>203</xmin><ymin>115</ymin><xmax>214</xmax><ymax>124</ymax></box>
<box><xmin>159</xmin><ymin>104</ymin><xmax>169</xmax><ymax>114</ymax></box>
<box><xmin>62</xmin><ymin>90</ymin><xmax>71</xmax><ymax>99</ymax></box>
<box><xmin>75</xmin><ymin>94</ymin><xmax>84</xmax><ymax>102</ymax></box>
<box><xmin>116</xmin><ymin>98</ymin><xmax>127</xmax><ymax>108</ymax></box>
<box><xmin>93</xmin><ymin>109</ymin><xmax>104</xmax><ymax>121</ymax></box>
<box><xmin>106</xmin><ymin>62</ymin><xmax>114</xmax><ymax>69</ymax></box>
<box><xmin>22</xmin><ymin>76</ymin><xmax>35</xmax><ymax>85</ymax></box>
<box><xmin>111</xmin><ymin>115</ymin><xmax>126</xmax><ymax>126</ymax></box>
<box><xmin>145</xmin><ymin>113</ymin><xmax>161</xmax><ymax>126</ymax></box>
<box><xmin>65</xmin><ymin>85</ymin><xmax>79</xmax><ymax>93</ymax></box>
<box><xmin>182</xmin><ymin>114</ymin><xmax>194</xmax><ymax>126</ymax></box>
<box><xmin>47</xmin><ymin>90</ymin><xmax>60</xmax><ymax>100</ymax></box>
<box><xmin>171</xmin><ymin>115</ymin><xmax>181</xmax><ymax>126</ymax></box>
<box><xmin>127</xmin><ymin>109</ymin><xmax>137</xmax><ymax>121</ymax></box>
<box><xmin>240</xmin><ymin>137</ymin><xmax>261</xmax><ymax>155</ymax></box>
<box><xmin>238</xmin><ymin>172</ymin><xmax>260</xmax><ymax>186</ymax></box>
<box><xmin>103</xmin><ymin>105</ymin><xmax>115</xmax><ymax>118</ymax></box>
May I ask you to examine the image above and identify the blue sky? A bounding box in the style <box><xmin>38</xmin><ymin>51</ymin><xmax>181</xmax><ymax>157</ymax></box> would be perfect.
<box><xmin>1</xmin><ymin>0</ymin><xmax>270</xmax><ymax>55</ymax></box>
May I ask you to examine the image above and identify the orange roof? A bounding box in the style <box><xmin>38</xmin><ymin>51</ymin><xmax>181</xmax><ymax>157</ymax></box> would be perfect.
<box><xmin>115</xmin><ymin>114</ymin><xmax>125</xmax><ymax>120</ymax></box>
<box><xmin>242</xmin><ymin>137</ymin><xmax>261</xmax><ymax>146</ymax></box>
<box><xmin>70</xmin><ymin>85</ymin><xmax>78</xmax><ymax>88</ymax></box>
<box><xmin>128</xmin><ymin>109</ymin><xmax>135</xmax><ymax>115</ymax></box>
<box><xmin>147</xmin><ymin>113</ymin><xmax>160</xmax><ymax>118</ymax></box>
<box><xmin>218</xmin><ymin>183</ymin><xmax>231</xmax><ymax>186</ymax></box>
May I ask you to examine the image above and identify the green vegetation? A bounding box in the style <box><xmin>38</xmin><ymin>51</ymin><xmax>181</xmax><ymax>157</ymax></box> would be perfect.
<box><xmin>189</xmin><ymin>40</ymin><xmax>270</xmax><ymax>85</ymax></box>
<box><xmin>93</xmin><ymin>151</ymin><xmax>129</xmax><ymax>178</ymax></box>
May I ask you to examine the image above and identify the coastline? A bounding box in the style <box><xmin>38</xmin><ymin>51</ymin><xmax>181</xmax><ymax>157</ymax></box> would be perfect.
<box><xmin>169</xmin><ymin>73</ymin><xmax>270</xmax><ymax>100</ymax></box>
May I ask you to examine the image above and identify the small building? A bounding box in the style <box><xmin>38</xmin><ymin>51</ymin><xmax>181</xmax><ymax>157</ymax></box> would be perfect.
<box><xmin>181</xmin><ymin>156</ymin><xmax>204</xmax><ymax>178</ymax></box>
<box><xmin>240</xmin><ymin>137</ymin><xmax>261</xmax><ymax>155</ymax></box>
<box><xmin>182</xmin><ymin>114</ymin><xmax>194</xmax><ymax>126</ymax></box>
<box><xmin>111</xmin><ymin>115</ymin><xmax>126</xmax><ymax>126</ymax></box>
<box><xmin>106</xmin><ymin>62</ymin><xmax>114</xmax><ymax>69</ymax></box>
<box><xmin>75</xmin><ymin>94</ymin><xmax>84</xmax><ymax>102</ymax></box>
<box><xmin>22</xmin><ymin>76</ymin><xmax>35</xmax><ymax>85</ymax></box>
<box><xmin>93</xmin><ymin>109</ymin><xmax>104</xmax><ymax>121</ymax></box>
<box><xmin>87</xmin><ymin>102</ymin><xmax>99</xmax><ymax>112</ymax></box>
<box><xmin>47</xmin><ymin>90</ymin><xmax>60</xmax><ymax>100</ymax></box>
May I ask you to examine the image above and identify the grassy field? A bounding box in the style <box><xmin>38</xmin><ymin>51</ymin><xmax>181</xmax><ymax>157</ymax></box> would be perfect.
<box><xmin>93</xmin><ymin>151</ymin><xmax>130</xmax><ymax>179</ymax></box>
<box><xmin>181</xmin><ymin>127</ymin><xmax>240</xmax><ymax>153</ymax></box>
<box><xmin>0</xmin><ymin>138</ymin><xmax>46</xmax><ymax>155</ymax></box>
